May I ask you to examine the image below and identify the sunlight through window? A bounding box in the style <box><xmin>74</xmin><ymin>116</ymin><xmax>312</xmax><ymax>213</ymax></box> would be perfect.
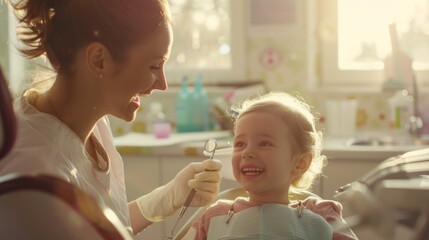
<box><xmin>167</xmin><ymin>0</ymin><xmax>231</xmax><ymax>70</ymax></box>
<box><xmin>338</xmin><ymin>0</ymin><xmax>429</xmax><ymax>71</ymax></box>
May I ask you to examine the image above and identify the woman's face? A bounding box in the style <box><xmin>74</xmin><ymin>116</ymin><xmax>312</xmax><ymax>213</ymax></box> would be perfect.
<box><xmin>105</xmin><ymin>22</ymin><xmax>173</xmax><ymax>122</ymax></box>
<box><xmin>232</xmin><ymin>111</ymin><xmax>299</xmax><ymax>203</ymax></box>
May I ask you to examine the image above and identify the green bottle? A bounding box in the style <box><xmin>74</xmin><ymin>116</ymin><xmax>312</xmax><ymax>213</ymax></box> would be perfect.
<box><xmin>176</xmin><ymin>76</ymin><xmax>193</xmax><ymax>132</ymax></box>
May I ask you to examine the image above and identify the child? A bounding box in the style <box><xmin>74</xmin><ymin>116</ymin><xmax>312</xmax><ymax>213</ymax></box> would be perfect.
<box><xmin>182</xmin><ymin>91</ymin><xmax>357</xmax><ymax>239</ymax></box>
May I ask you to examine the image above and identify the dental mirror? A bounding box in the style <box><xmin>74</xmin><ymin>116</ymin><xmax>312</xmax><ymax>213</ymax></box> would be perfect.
<box><xmin>205</xmin><ymin>138</ymin><xmax>218</xmax><ymax>160</ymax></box>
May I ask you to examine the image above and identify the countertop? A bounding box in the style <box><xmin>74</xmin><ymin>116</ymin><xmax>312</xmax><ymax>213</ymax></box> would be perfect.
<box><xmin>114</xmin><ymin>131</ymin><xmax>233</xmax><ymax>156</ymax></box>
<box><xmin>322</xmin><ymin>136</ymin><xmax>428</xmax><ymax>160</ymax></box>
<box><xmin>114</xmin><ymin>131</ymin><xmax>429</xmax><ymax>161</ymax></box>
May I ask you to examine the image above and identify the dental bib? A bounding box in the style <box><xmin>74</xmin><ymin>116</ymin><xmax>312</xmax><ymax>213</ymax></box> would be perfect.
<box><xmin>207</xmin><ymin>203</ymin><xmax>333</xmax><ymax>240</ymax></box>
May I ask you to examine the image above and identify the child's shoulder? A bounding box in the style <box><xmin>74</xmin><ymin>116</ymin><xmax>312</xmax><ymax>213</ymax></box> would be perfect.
<box><xmin>300</xmin><ymin>196</ymin><xmax>343</xmax><ymax>211</ymax></box>
<box><xmin>299</xmin><ymin>196</ymin><xmax>344</xmax><ymax>223</ymax></box>
<box><xmin>204</xmin><ymin>198</ymin><xmax>234</xmax><ymax>216</ymax></box>
<box><xmin>205</xmin><ymin>197</ymin><xmax>251</xmax><ymax>216</ymax></box>
<box><xmin>211</xmin><ymin>198</ymin><xmax>235</xmax><ymax>208</ymax></box>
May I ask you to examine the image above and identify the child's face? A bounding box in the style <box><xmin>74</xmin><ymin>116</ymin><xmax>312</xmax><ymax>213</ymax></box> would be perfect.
<box><xmin>232</xmin><ymin>111</ymin><xmax>299</xmax><ymax>203</ymax></box>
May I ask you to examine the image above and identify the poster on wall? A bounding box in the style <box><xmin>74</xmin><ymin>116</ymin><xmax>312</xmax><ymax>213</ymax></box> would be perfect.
<box><xmin>248</xmin><ymin>0</ymin><xmax>301</xmax><ymax>36</ymax></box>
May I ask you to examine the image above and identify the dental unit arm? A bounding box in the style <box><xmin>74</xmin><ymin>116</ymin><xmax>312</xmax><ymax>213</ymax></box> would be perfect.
<box><xmin>333</xmin><ymin>148</ymin><xmax>429</xmax><ymax>240</ymax></box>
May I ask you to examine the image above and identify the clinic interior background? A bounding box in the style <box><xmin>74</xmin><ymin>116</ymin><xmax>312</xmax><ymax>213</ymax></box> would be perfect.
<box><xmin>1</xmin><ymin>0</ymin><xmax>429</xmax><ymax>137</ymax></box>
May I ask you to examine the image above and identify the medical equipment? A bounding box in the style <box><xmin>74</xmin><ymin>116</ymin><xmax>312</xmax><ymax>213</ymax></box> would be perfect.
<box><xmin>164</xmin><ymin>138</ymin><xmax>218</xmax><ymax>239</ymax></box>
<box><xmin>334</xmin><ymin>148</ymin><xmax>429</xmax><ymax>239</ymax></box>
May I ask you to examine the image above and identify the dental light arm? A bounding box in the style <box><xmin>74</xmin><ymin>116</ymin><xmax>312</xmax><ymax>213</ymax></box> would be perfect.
<box><xmin>333</xmin><ymin>148</ymin><xmax>429</xmax><ymax>239</ymax></box>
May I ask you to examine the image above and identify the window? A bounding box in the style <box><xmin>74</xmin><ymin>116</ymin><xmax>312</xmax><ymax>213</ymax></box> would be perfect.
<box><xmin>166</xmin><ymin>0</ymin><xmax>246</xmax><ymax>84</ymax></box>
<box><xmin>0</xmin><ymin>0</ymin><xmax>246</xmax><ymax>94</ymax></box>
<box><xmin>317</xmin><ymin>0</ymin><xmax>429</xmax><ymax>89</ymax></box>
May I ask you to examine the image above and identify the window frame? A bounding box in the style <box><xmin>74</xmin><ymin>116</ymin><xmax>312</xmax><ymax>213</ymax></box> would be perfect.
<box><xmin>165</xmin><ymin>0</ymin><xmax>246</xmax><ymax>85</ymax></box>
<box><xmin>315</xmin><ymin>0</ymin><xmax>429</xmax><ymax>91</ymax></box>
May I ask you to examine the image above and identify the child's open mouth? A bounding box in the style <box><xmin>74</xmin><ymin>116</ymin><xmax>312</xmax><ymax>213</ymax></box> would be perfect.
<box><xmin>242</xmin><ymin>167</ymin><xmax>264</xmax><ymax>176</ymax></box>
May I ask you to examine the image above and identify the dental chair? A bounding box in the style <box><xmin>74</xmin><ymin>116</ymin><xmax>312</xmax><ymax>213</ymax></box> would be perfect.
<box><xmin>0</xmin><ymin>67</ymin><xmax>133</xmax><ymax>240</ymax></box>
<box><xmin>334</xmin><ymin>148</ymin><xmax>429</xmax><ymax>240</ymax></box>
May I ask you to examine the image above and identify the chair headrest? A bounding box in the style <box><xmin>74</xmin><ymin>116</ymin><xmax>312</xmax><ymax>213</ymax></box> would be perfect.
<box><xmin>0</xmin><ymin>67</ymin><xmax>16</xmax><ymax>159</ymax></box>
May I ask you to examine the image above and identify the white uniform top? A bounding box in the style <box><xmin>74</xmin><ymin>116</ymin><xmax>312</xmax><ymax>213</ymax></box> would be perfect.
<box><xmin>0</xmin><ymin>95</ymin><xmax>130</xmax><ymax>227</ymax></box>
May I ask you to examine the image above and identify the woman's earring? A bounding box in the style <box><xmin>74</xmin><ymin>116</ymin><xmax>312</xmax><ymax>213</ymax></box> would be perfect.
<box><xmin>98</xmin><ymin>73</ymin><xmax>103</xmax><ymax>78</ymax></box>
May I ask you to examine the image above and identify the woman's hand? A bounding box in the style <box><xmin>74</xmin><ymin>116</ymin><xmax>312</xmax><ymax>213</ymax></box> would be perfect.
<box><xmin>136</xmin><ymin>159</ymin><xmax>222</xmax><ymax>222</ymax></box>
<box><xmin>172</xmin><ymin>158</ymin><xmax>222</xmax><ymax>208</ymax></box>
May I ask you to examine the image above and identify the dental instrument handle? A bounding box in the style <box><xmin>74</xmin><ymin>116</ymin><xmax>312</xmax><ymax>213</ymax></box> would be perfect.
<box><xmin>167</xmin><ymin>189</ymin><xmax>196</xmax><ymax>239</ymax></box>
<box><xmin>178</xmin><ymin>188</ymin><xmax>196</xmax><ymax>217</ymax></box>
<box><xmin>172</xmin><ymin>164</ymin><xmax>207</xmax><ymax>235</ymax></box>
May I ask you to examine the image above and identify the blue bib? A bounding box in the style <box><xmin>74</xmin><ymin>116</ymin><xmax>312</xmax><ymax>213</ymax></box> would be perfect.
<box><xmin>207</xmin><ymin>204</ymin><xmax>333</xmax><ymax>240</ymax></box>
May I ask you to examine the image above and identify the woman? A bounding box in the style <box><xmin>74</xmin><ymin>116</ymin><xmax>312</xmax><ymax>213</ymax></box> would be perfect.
<box><xmin>0</xmin><ymin>0</ymin><xmax>222</xmax><ymax>236</ymax></box>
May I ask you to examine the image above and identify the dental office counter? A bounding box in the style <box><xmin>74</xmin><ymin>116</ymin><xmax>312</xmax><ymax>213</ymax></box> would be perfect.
<box><xmin>114</xmin><ymin>131</ymin><xmax>429</xmax><ymax>240</ymax></box>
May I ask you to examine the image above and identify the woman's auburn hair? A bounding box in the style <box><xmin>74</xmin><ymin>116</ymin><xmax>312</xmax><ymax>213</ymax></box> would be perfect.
<box><xmin>10</xmin><ymin>0</ymin><xmax>171</xmax><ymax>77</ymax></box>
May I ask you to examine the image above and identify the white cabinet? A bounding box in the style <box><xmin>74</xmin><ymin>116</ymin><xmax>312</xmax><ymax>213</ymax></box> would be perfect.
<box><xmin>123</xmin><ymin>156</ymin><xmax>161</xmax><ymax>201</ymax></box>
<box><xmin>320</xmin><ymin>159</ymin><xmax>380</xmax><ymax>200</ymax></box>
<box><xmin>123</xmin><ymin>155</ymin><xmax>162</xmax><ymax>240</ymax></box>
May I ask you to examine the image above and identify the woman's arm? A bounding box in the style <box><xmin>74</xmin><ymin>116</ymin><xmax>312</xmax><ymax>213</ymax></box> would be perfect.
<box><xmin>128</xmin><ymin>200</ymin><xmax>153</xmax><ymax>235</ymax></box>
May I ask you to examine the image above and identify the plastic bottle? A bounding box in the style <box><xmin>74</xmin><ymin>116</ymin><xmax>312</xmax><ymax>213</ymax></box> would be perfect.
<box><xmin>176</xmin><ymin>77</ymin><xmax>193</xmax><ymax>132</ymax></box>
<box><xmin>191</xmin><ymin>75</ymin><xmax>210</xmax><ymax>131</ymax></box>
<box><xmin>146</xmin><ymin>102</ymin><xmax>171</xmax><ymax>138</ymax></box>
<box><xmin>388</xmin><ymin>90</ymin><xmax>412</xmax><ymax>130</ymax></box>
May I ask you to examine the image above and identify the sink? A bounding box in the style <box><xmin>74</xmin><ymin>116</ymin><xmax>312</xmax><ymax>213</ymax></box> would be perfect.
<box><xmin>345</xmin><ymin>136</ymin><xmax>429</xmax><ymax>147</ymax></box>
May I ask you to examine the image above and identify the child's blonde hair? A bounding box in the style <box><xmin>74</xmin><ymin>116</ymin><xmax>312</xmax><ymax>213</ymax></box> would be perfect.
<box><xmin>230</xmin><ymin>91</ymin><xmax>326</xmax><ymax>191</ymax></box>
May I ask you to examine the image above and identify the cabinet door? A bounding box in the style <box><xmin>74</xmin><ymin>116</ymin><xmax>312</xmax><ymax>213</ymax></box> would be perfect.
<box><xmin>321</xmin><ymin>159</ymin><xmax>379</xmax><ymax>200</ymax></box>
<box><xmin>123</xmin><ymin>155</ymin><xmax>162</xmax><ymax>240</ymax></box>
